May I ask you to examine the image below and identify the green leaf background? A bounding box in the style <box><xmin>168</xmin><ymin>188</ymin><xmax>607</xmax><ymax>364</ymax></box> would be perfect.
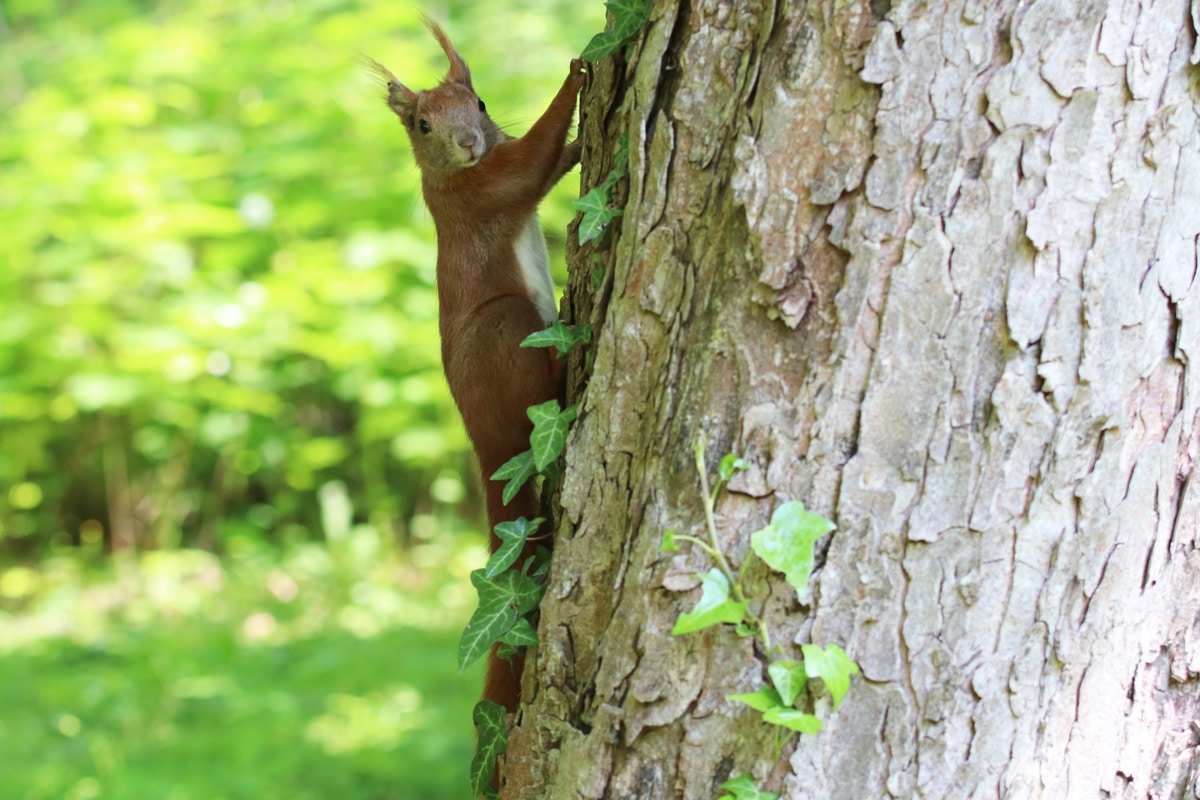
<box><xmin>0</xmin><ymin>0</ymin><xmax>603</xmax><ymax>553</ymax></box>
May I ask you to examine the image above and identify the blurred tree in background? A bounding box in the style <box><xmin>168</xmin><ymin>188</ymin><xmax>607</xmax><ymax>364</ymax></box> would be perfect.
<box><xmin>0</xmin><ymin>0</ymin><xmax>601</xmax><ymax>558</ymax></box>
<box><xmin>0</xmin><ymin>2</ymin><xmax>603</xmax><ymax>797</ymax></box>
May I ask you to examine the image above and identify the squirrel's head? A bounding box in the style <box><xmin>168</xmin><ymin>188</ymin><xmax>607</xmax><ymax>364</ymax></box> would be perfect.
<box><xmin>370</xmin><ymin>19</ymin><xmax>502</xmax><ymax>174</ymax></box>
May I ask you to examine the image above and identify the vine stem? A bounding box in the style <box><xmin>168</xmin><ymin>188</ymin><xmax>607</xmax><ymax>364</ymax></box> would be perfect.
<box><xmin>671</xmin><ymin>533</ymin><xmax>721</xmax><ymax>562</ymax></box>
<box><xmin>694</xmin><ymin>443</ymin><xmax>742</xmax><ymax>599</ymax></box>
<box><xmin>694</xmin><ymin>440</ymin><xmax>772</xmax><ymax>653</ymax></box>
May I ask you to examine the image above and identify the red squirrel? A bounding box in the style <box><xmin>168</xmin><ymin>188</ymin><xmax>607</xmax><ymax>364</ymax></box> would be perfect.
<box><xmin>372</xmin><ymin>22</ymin><xmax>584</xmax><ymax>714</ymax></box>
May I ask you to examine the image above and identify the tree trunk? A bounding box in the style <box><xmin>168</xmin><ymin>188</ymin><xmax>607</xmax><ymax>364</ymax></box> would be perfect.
<box><xmin>504</xmin><ymin>0</ymin><xmax>1200</xmax><ymax>797</ymax></box>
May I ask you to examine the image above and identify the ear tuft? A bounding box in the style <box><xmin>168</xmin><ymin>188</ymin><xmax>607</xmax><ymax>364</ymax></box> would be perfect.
<box><xmin>359</xmin><ymin>54</ymin><xmax>399</xmax><ymax>86</ymax></box>
<box><xmin>361</xmin><ymin>54</ymin><xmax>418</xmax><ymax>119</ymax></box>
<box><xmin>422</xmin><ymin>15</ymin><xmax>473</xmax><ymax>89</ymax></box>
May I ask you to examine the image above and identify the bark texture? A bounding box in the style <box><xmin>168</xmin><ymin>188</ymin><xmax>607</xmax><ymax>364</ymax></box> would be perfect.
<box><xmin>504</xmin><ymin>0</ymin><xmax>1200</xmax><ymax>797</ymax></box>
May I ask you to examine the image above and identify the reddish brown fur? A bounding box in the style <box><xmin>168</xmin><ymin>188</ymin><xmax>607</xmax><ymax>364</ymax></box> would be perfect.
<box><xmin>374</xmin><ymin>23</ymin><xmax>584</xmax><ymax>717</ymax></box>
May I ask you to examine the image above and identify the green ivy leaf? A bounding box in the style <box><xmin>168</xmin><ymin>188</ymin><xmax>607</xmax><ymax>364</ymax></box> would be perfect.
<box><xmin>469</xmin><ymin>700</ymin><xmax>508</xmax><ymax>797</ymax></box>
<box><xmin>508</xmin><ymin>571</ymin><xmax>545</xmax><ymax>616</ymax></box>
<box><xmin>491</xmin><ymin>449</ymin><xmax>537</xmax><ymax>506</ymax></box>
<box><xmin>749</xmin><ymin>500</ymin><xmax>835</xmax><ymax>597</ymax></box>
<box><xmin>727</xmin><ymin>685</ymin><xmax>785</xmax><ymax>712</ymax></box>
<box><xmin>718</xmin><ymin>453</ymin><xmax>750</xmax><ymax>481</ymax></box>
<box><xmin>526</xmin><ymin>545</ymin><xmax>553</xmax><ymax>582</ymax></box>
<box><xmin>608</xmin><ymin>0</ymin><xmax>651</xmax><ymax>34</ymax></box>
<box><xmin>499</xmin><ymin>616</ymin><xmax>539</xmax><ymax>647</ymax></box>
<box><xmin>484</xmin><ymin>517</ymin><xmax>544</xmax><ymax>578</ymax></box>
<box><xmin>660</xmin><ymin>528</ymin><xmax>680</xmax><ymax>553</ymax></box>
<box><xmin>761</xmin><ymin>707</ymin><xmax>824</xmax><ymax>735</ymax></box>
<box><xmin>458</xmin><ymin>569</ymin><xmax>545</xmax><ymax>671</ymax></box>
<box><xmin>528</xmin><ymin>400</ymin><xmax>578</xmax><ymax>471</ymax></box>
<box><xmin>458</xmin><ymin>571</ymin><xmax>519</xmax><ymax>672</ymax></box>
<box><xmin>581</xmin><ymin>29</ymin><xmax>623</xmax><ymax>62</ymax></box>
<box><xmin>671</xmin><ymin>568</ymin><xmax>746</xmax><ymax>635</ymax></box>
<box><xmin>801</xmin><ymin>643</ymin><xmax>859</xmax><ymax>710</ymax></box>
<box><xmin>520</xmin><ymin>321</ymin><xmax>593</xmax><ymax>356</ymax></box>
<box><xmin>767</xmin><ymin>659</ymin><xmax>808</xmax><ymax>707</ymax></box>
<box><xmin>573</xmin><ymin>186</ymin><xmax>623</xmax><ymax>244</ymax></box>
<box><xmin>717</xmin><ymin>774</ymin><xmax>780</xmax><ymax>800</ymax></box>
<box><xmin>582</xmin><ymin>0</ymin><xmax>650</xmax><ymax>60</ymax></box>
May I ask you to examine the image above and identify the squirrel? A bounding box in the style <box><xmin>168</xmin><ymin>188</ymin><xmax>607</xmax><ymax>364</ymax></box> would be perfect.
<box><xmin>370</xmin><ymin>21</ymin><xmax>585</xmax><ymax>716</ymax></box>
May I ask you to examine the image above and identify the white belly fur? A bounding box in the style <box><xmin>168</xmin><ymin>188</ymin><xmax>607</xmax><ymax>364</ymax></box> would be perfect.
<box><xmin>515</xmin><ymin>215</ymin><xmax>558</xmax><ymax>326</ymax></box>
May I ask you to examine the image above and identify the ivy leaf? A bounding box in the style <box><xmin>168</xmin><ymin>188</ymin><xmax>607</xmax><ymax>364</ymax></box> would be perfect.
<box><xmin>526</xmin><ymin>545</ymin><xmax>552</xmax><ymax>582</ymax></box>
<box><xmin>761</xmin><ymin>707</ymin><xmax>824</xmax><ymax>735</ymax></box>
<box><xmin>581</xmin><ymin>29</ymin><xmax>623</xmax><ymax>62</ymax></box>
<box><xmin>749</xmin><ymin>500</ymin><xmax>835</xmax><ymax>598</ymax></box>
<box><xmin>660</xmin><ymin>528</ymin><xmax>680</xmax><ymax>553</ymax></box>
<box><xmin>728</xmin><ymin>685</ymin><xmax>784</xmax><ymax>712</ymax></box>
<box><xmin>801</xmin><ymin>643</ymin><xmax>859</xmax><ymax>710</ymax></box>
<box><xmin>469</xmin><ymin>700</ymin><xmax>508</xmax><ymax>797</ymax></box>
<box><xmin>458</xmin><ymin>571</ymin><xmax>519</xmax><ymax>672</ymax></box>
<box><xmin>671</xmin><ymin>568</ymin><xmax>746</xmax><ymax>635</ymax></box>
<box><xmin>528</xmin><ymin>400</ymin><xmax>578</xmax><ymax>471</ymax></box>
<box><xmin>521</xmin><ymin>321</ymin><xmax>593</xmax><ymax>356</ymax></box>
<box><xmin>582</xmin><ymin>0</ymin><xmax>650</xmax><ymax>60</ymax></box>
<box><xmin>718</xmin><ymin>453</ymin><xmax>750</xmax><ymax>482</ymax></box>
<box><xmin>491</xmin><ymin>449</ymin><xmax>537</xmax><ymax>506</ymax></box>
<box><xmin>573</xmin><ymin>186</ymin><xmax>622</xmax><ymax>244</ymax></box>
<box><xmin>499</xmin><ymin>616</ymin><xmax>539</xmax><ymax>647</ymax></box>
<box><xmin>717</xmin><ymin>774</ymin><xmax>780</xmax><ymax>800</ymax></box>
<box><xmin>508</xmin><ymin>570</ymin><xmax>546</xmax><ymax>616</ymax></box>
<box><xmin>458</xmin><ymin>569</ymin><xmax>544</xmax><ymax>671</ymax></box>
<box><xmin>767</xmin><ymin>659</ymin><xmax>808</xmax><ymax>708</ymax></box>
<box><xmin>484</xmin><ymin>517</ymin><xmax>544</xmax><ymax>578</ymax></box>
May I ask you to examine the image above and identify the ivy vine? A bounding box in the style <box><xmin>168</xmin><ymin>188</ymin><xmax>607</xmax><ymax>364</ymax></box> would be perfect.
<box><xmin>664</xmin><ymin>441</ymin><xmax>860</xmax><ymax>795</ymax></box>
<box><xmin>462</xmin><ymin>322</ymin><xmax>591</xmax><ymax>799</ymax></box>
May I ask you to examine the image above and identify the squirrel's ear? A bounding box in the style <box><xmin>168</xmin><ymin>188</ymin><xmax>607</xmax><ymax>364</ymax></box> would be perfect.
<box><xmin>386</xmin><ymin>82</ymin><xmax>418</xmax><ymax>122</ymax></box>
<box><xmin>363</xmin><ymin>56</ymin><xmax>418</xmax><ymax>118</ymax></box>
<box><xmin>424</xmin><ymin>17</ymin><xmax>472</xmax><ymax>89</ymax></box>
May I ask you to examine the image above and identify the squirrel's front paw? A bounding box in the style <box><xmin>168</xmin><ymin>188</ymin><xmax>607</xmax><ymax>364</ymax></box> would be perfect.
<box><xmin>567</xmin><ymin>58</ymin><xmax>588</xmax><ymax>90</ymax></box>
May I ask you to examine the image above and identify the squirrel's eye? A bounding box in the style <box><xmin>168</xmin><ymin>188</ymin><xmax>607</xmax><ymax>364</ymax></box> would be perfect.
<box><xmin>477</xmin><ymin>98</ymin><xmax>486</xmax><ymax>112</ymax></box>
<box><xmin>418</xmin><ymin>119</ymin><xmax>431</xmax><ymax>134</ymax></box>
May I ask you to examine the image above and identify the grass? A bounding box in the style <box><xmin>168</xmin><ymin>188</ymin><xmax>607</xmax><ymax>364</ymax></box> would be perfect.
<box><xmin>0</xmin><ymin>532</ymin><xmax>489</xmax><ymax>800</ymax></box>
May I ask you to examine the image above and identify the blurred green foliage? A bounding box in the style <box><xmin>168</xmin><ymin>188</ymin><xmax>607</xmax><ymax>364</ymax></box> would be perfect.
<box><xmin>0</xmin><ymin>538</ymin><xmax>489</xmax><ymax>799</ymax></box>
<box><xmin>0</xmin><ymin>0</ymin><xmax>603</xmax><ymax>555</ymax></box>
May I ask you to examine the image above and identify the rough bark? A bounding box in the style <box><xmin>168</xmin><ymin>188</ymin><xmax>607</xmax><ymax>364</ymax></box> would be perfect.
<box><xmin>504</xmin><ymin>0</ymin><xmax>1200</xmax><ymax>797</ymax></box>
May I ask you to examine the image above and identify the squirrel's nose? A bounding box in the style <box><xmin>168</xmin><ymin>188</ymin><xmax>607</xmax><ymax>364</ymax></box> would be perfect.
<box><xmin>457</xmin><ymin>131</ymin><xmax>483</xmax><ymax>159</ymax></box>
